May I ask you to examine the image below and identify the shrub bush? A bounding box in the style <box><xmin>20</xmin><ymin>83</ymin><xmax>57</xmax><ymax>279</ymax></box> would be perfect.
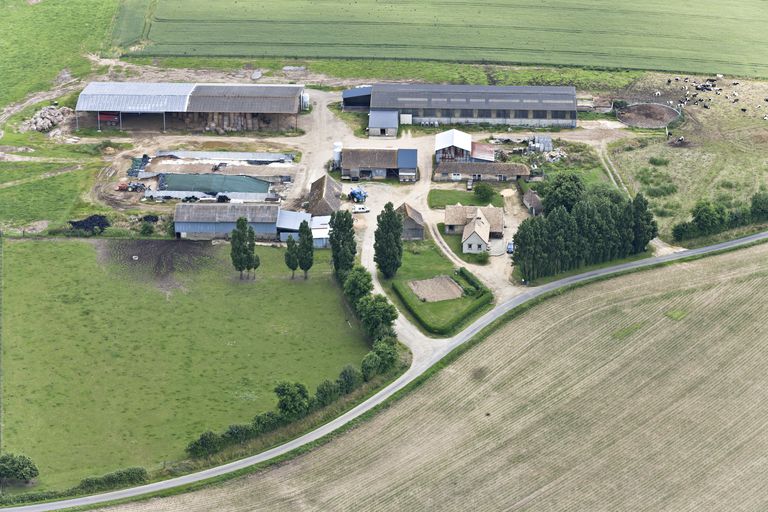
<box><xmin>361</xmin><ymin>352</ymin><xmax>382</xmax><ymax>382</ymax></box>
<box><xmin>337</xmin><ymin>364</ymin><xmax>363</xmax><ymax>394</ymax></box>
<box><xmin>474</xmin><ymin>251</ymin><xmax>490</xmax><ymax>264</ymax></box>
<box><xmin>315</xmin><ymin>379</ymin><xmax>341</xmax><ymax>407</ymax></box>
<box><xmin>373</xmin><ymin>340</ymin><xmax>398</xmax><ymax>372</ymax></box>
<box><xmin>186</xmin><ymin>431</ymin><xmax>222</xmax><ymax>458</ymax></box>
<box><xmin>649</xmin><ymin>156</ymin><xmax>669</xmax><ymax>166</ymax></box>
<box><xmin>75</xmin><ymin>467</ymin><xmax>148</xmax><ymax>493</ymax></box>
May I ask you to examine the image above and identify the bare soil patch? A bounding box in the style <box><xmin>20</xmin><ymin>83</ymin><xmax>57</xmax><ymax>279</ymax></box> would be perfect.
<box><xmin>96</xmin><ymin>239</ymin><xmax>215</xmax><ymax>292</ymax></box>
<box><xmin>617</xmin><ymin>103</ymin><xmax>680</xmax><ymax>128</ymax></box>
<box><xmin>408</xmin><ymin>275</ymin><xmax>463</xmax><ymax>302</ymax></box>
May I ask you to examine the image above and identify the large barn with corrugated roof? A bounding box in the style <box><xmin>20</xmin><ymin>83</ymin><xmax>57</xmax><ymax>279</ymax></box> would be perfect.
<box><xmin>342</xmin><ymin>83</ymin><xmax>577</xmax><ymax>136</ymax></box>
<box><xmin>75</xmin><ymin>82</ymin><xmax>308</xmax><ymax>132</ymax></box>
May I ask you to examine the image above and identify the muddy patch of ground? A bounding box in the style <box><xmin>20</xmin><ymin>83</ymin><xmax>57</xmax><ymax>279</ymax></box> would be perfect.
<box><xmin>96</xmin><ymin>239</ymin><xmax>215</xmax><ymax>292</ymax></box>
<box><xmin>617</xmin><ymin>103</ymin><xmax>679</xmax><ymax>128</ymax></box>
<box><xmin>408</xmin><ymin>275</ymin><xmax>463</xmax><ymax>302</ymax></box>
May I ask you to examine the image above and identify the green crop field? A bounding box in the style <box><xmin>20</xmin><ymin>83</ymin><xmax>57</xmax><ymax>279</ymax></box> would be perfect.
<box><xmin>0</xmin><ymin>240</ymin><xmax>369</xmax><ymax>490</ymax></box>
<box><xmin>98</xmin><ymin>243</ymin><xmax>768</xmax><ymax>512</ymax></box>
<box><xmin>117</xmin><ymin>0</ymin><xmax>768</xmax><ymax>78</ymax></box>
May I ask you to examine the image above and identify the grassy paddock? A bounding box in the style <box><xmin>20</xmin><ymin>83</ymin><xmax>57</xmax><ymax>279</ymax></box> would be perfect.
<box><xmin>0</xmin><ymin>0</ymin><xmax>118</xmax><ymax>110</ymax></box>
<box><xmin>427</xmin><ymin>189</ymin><xmax>504</xmax><ymax>209</ymax></box>
<box><xmin>1</xmin><ymin>241</ymin><xmax>370</xmax><ymax>490</ymax></box>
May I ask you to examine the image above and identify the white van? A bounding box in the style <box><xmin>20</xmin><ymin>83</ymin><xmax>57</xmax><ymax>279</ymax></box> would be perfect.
<box><xmin>352</xmin><ymin>205</ymin><xmax>370</xmax><ymax>214</ymax></box>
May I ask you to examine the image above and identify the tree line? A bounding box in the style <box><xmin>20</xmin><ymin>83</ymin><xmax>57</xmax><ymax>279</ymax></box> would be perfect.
<box><xmin>230</xmin><ymin>217</ymin><xmax>314</xmax><ymax>279</ymax></box>
<box><xmin>513</xmin><ymin>174</ymin><xmax>658</xmax><ymax>282</ymax></box>
<box><xmin>672</xmin><ymin>191</ymin><xmax>768</xmax><ymax>241</ymax></box>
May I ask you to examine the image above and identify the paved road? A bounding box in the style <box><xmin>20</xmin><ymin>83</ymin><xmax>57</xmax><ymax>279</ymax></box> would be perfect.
<box><xmin>9</xmin><ymin>229</ymin><xmax>768</xmax><ymax>512</ymax></box>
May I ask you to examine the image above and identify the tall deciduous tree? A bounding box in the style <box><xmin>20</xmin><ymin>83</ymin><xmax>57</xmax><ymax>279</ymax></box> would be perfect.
<box><xmin>543</xmin><ymin>173</ymin><xmax>585</xmax><ymax>214</ymax></box>
<box><xmin>297</xmin><ymin>220</ymin><xmax>314</xmax><ymax>279</ymax></box>
<box><xmin>230</xmin><ymin>217</ymin><xmax>249</xmax><ymax>279</ymax></box>
<box><xmin>329</xmin><ymin>210</ymin><xmax>356</xmax><ymax>280</ymax></box>
<box><xmin>357</xmin><ymin>293</ymin><xmax>398</xmax><ymax>340</ymax></box>
<box><xmin>284</xmin><ymin>235</ymin><xmax>299</xmax><ymax>279</ymax></box>
<box><xmin>374</xmin><ymin>202</ymin><xmax>403</xmax><ymax>279</ymax></box>
<box><xmin>343</xmin><ymin>265</ymin><xmax>373</xmax><ymax>309</ymax></box>
<box><xmin>245</xmin><ymin>226</ymin><xmax>260</xmax><ymax>279</ymax></box>
<box><xmin>632</xmin><ymin>193</ymin><xmax>658</xmax><ymax>253</ymax></box>
<box><xmin>473</xmin><ymin>182</ymin><xmax>494</xmax><ymax>203</ymax></box>
<box><xmin>692</xmin><ymin>199</ymin><xmax>727</xmax><ymax>234</ymax></box>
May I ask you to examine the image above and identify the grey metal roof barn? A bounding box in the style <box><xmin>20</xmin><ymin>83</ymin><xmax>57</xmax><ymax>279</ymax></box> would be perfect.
<box><xmin>175</xmin><ymin>203</ymin><xmax>279</xmax><ymax>224</ymax></box>
<box><xmin>187</xmin><ymin>84</ymin><xmax>303</xmax><ymax>113</ymax></box>
<box><xmin>76</xmin><ymin>82</ymin><xmax>196</xmax><ymax>112</ymax></box>
<box><xmin>76</xmin><ymin>82</ymin><xmax>304</xmax><ymax>114</ymax></box>
<box><xmin>369</xmin><ymin>84</ymin><xmax>577</xmax><ymax>112</ymax></box>
<box><xmin>368</xmin><ymin>110</ymin><xmax>399</xmax><ymax>129</ymax></box>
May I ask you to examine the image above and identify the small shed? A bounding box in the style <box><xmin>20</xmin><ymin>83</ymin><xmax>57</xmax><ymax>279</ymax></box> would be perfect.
<box><xmin>307</xmin><ymin>175</ymin><xmax>342</xmax><ymax>216</ymax></box>
<box><xmin>397</xmin><ymin>149</ymin><xmax>418</xmax><ymax>182</ymax></box>
<box><xmin>523</xmin><ymin>189</ymin><xmax>543</xmax><ymax>215</ymax></box>
<box><xmin>368</xmin><ymin>110</ymin><xmax>399</xmax><ymax>138</ymax></box>
<box><xmin>396</xmin><ymin>203</ymin><xmax>425</xmax><ymax>240</ymax></box>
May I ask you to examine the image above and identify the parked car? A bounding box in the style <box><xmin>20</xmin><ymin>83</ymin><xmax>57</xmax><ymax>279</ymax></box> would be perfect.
<box><xmin>466</xmin><ymin>179</ymin><xmax>474</xmax><ymax>191</ymax></box>
<box><xmin>352</xmin><ymin>205</ymin><xmax>370</xmax><ymax>214</ymax></box>
<box><xmin>506</xmin><ymin>242</ymin><xmax>515</xmax><ymax>254</ymax></box>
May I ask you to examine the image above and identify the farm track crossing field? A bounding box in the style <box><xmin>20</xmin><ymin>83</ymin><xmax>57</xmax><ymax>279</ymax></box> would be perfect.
<box><xmin>120</xmin><ymin>0</ymin><xmax>768</xmax><ymax>78</ymax></box>
<box><xmin>99</xmin><ymin>243</ymin><xmax>768</xmax><ymax>511</ymax></box>
<box><xmin>0</xmin><ymin>240</ymin><xmax>369</xmax><ymax>490</ymax></box>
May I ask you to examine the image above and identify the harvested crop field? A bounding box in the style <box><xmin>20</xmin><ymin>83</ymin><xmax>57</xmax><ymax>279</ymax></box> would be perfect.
<box><xmin>617</xmin><ymin>103</ymin><xmax>679</xmax><ymax>128</ymax></box>
<box><xmin>101</xmin><ymin>243</ymin><xmax>768</xmax><ymax>511</ymax></box>
<box><xmin>408</xmin><ymin>276</ymin><xmax>463</xmax><ymax>302</ymax></box>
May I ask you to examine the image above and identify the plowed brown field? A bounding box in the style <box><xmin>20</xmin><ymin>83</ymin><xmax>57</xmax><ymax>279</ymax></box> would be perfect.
<box><xmin>102</xmin><ymin>243</ymin><xmax>768</xmax><ymax>512</ymax></box>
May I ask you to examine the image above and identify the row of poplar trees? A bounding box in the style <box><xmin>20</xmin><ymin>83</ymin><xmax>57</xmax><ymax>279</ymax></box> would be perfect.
<box><xmin>230</xmin><ymin>217</ymin><xmax>314</xmax><ymax>279</ymax></box>
<box><xmin>513</xmin><ymin>174</ymin><xmax>658</xmax><ymax>282</ymax></box>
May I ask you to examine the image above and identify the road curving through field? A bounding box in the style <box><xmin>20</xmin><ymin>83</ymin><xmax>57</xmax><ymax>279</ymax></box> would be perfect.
<box><xmin>7</xmin><ymin>229</ymin><xmax>768</xmax><ymax>512</ymax></box>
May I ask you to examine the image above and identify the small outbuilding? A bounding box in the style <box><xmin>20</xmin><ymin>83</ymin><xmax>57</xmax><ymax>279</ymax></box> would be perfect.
<box><xmin>396</xmin><ymin>203</ymin><xmax>425</xmax><ymax>240</ymax></box>
<box><xmin>340</xmin><ymin>148</ymin><xmax>419</xmax><ymax>182</ymax></box>
<box><xmin>523</xmin><ymin>189</ymin><xmax>544</xmax><ymax>216</ymax></box>
<box><xmin>368</xmin><ymin>110</ymin><xmax>399</xmax><ymax>138</ymax></box>
<box><xmin>434</xmin><ymin>129</ymin><xmax>495</xmax><ymax>163</ymax></box>
<box><xmin>307</xmin><ymin>175</ymin><xmax>342</xmax><ymax>216</ymax></box>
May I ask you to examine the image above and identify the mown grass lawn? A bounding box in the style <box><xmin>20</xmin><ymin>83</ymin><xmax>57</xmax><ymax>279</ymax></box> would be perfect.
<box><xmin>1</xmin><ymin>240</ymin><xmax>369</xmax><ymax>490</ymax></box>
<box><xmin>427</xmin><ymin>189</ymin><xmax>504</xmax><ymax>209</ymax></box>
<box><xmin>381</xmin><ymin>240</ymin><xmax>491</xmax><ymax>335</ymax></box>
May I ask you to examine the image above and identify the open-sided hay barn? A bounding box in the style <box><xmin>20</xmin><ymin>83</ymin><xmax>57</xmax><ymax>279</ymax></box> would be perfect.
<box><xmin>75</xmin><ymin>82</ymin><xmax>307</xmax><ymax>132</ymax></box>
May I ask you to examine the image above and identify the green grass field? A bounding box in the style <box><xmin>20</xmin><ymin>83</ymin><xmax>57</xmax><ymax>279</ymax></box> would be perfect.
<box><xmin>382</xmin><ymin>241</ymin><xmax>490</xmax><ymax>335</ymax></box>
<box><xmin>0</xmin><ymin>166</ymin><xmax>98</xmax><ymax>228</ymax></box>
<box><xmin>117</xmin><ymin>0</ymin><xmax>768</xmax><ymax>78</ymax></box>
<box><xmin>0</xmin><ymin>0</ymin><xmax>118</xmax><ymax>110</ymax></box>
<box><xmin>427</xmin><ymin>189</ymin><xmax>504</xmax><ymax>209</ymax></box>
<box><xmin>1</xmin><ymin>240</ymin><xmax>369</xmax><ymax>490</ymax></box>
<box><xmin>610</xmin><ymin>77</ymin><xmax>768</xmax><ymax>241</ymax></box>
<box><xmin>0</xmin><ymin>162</ymin><xmax>63</xmax><ymax>185</ymax></box>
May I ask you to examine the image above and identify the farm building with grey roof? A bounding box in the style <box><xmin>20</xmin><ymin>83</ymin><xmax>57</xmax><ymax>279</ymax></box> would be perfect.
<box><xmin>342</xmin><ymin>83</ymin><xmax>577</xmax><ymax>136</ymax></box>
<box><xmin>174</xmin><ymin>203</ymin><xmax>280</xmax><ymax>239</ymax></box>
<box><xmin>75</xmin><ymin>82</ymin><xmax>307</xmax><ymax>132</ymax></box>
